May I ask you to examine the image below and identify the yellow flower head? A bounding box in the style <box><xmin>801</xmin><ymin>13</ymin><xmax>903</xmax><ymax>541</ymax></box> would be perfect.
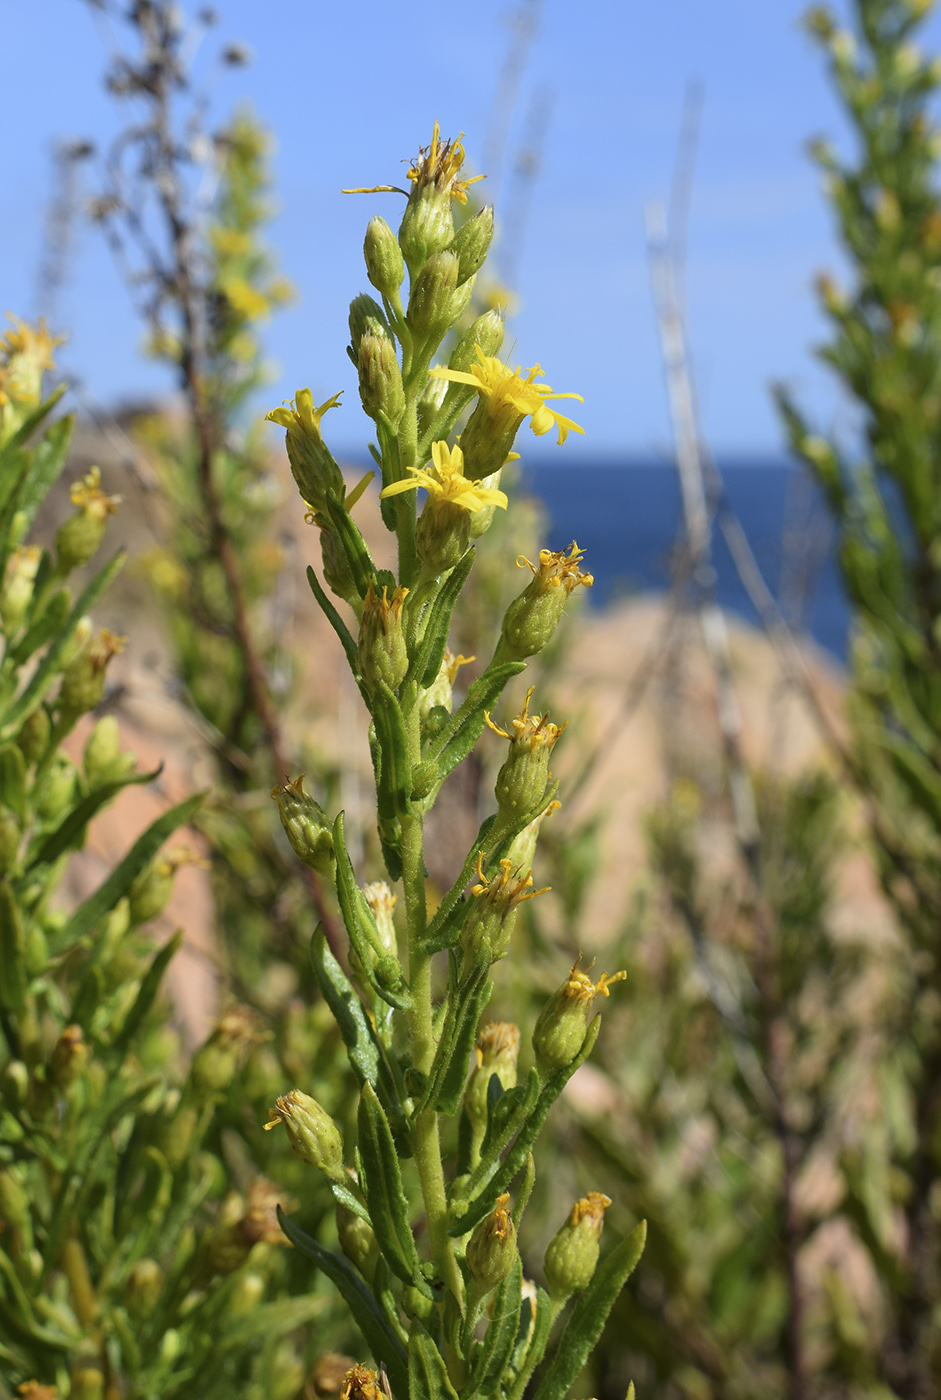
<box><xmin>86</xmin><ymin>628</ymin><xmax>127</xmax><ymax>673</ymax></box>
<box><xmin>560</xmin><ymin>956</ymin><xmax>627</xmax><ymax>1006</ymax></box>
<box><xmin>340</xmin><ymin>1365</ymin><xmax>381</xmax><ymax>1400</ymax></box>
<box><xmin>472</xmin><ymin>851</ymin><xmax>550</xmax><ymax>910</ymax></box>
<box><xmin>220</xmin><ymin>275</ymin><xmax>270</xmax><ymax>322</ymax></box>
<box><xmin>266</xmin><ymin>388</ymin><xmax>343</xmax><ymax>439</ymax></box>
<box><xmin>429</xmin><ymin>346</ymin><xmax>585</xmax><ymax>445</ymax></box>
<box><xmin>70</xmin><ymin>467</ymin><xmax>122</xmax><ymax>521</ymax></box>
<box><xmin>342</xmin><ymin>120</ymin><xmax>485</xmax><ymax>205</ymax></box>
<box><xmin>475</xmin><ymin>1020</ymin><xmax>521</xmax><ymax>1070</ymax></box>
<box><xmin>569</xmin><ymin>1191</ymin><xmax>613</xmax><ymax>1229</ymax></box>
<box><xmin>362</xmin><ymin>577</ymin><xmax>409</xmax><ymax>632</ymax></box>
<box><xmin>517</xmin><ymin>541</ymin><xmax>593</xmax><ymax>597</ymax></box>
<box><xmin>380</xmin><ymin>440</ymin><xmax>508</xmax><ymax>514</ymax></box>
<box><xmin>486</xmin><ymin>684</ymin><xmax>567</xmax><ymax>753</ymax></box>
<box><xmin>1</xmin><ymin>314</ymin><xmax>64</xmax><ymax>375</ymax></box>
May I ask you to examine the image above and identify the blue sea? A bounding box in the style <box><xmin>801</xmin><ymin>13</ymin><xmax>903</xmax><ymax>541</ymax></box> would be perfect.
<box><xmin>521</xmin><ymin>458</ymin><xmax>851</xmax><ymax>663</ymax></box>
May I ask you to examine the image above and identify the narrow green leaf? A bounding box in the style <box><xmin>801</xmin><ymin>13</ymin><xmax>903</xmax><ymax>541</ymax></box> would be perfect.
<box><xmin>323</xmin><ymin>494</ymin><xmax>378</xmax><ymax>600</ymax></box>
<box><xmin>25</xmin><ymin>764</ymin><xmax>162</xmax><ymax>871</ymax></box>
<box><xmin>358</xmin><ymin>1083</ymin><xmax>427</xmax><ymax>1291</ymax></box>
<box><xmin>52</xmin><ymin>792</ymin><xmax>206</xmax><ymax>954</ymax></box>
<box><xmin>20</xmin><ymin>412</ymin><xmax>74</xmax><ymax>528</ymax></box>
<box><xmin>531</xmin><ymin>1222</ymin><xmax>647</xmax><ymax>1400</ymax></box>
<box><xmin>422</xmin><ymin>814</ymin><xmax>495</xmax><ymax>953</ymax></box>
<box><xmin>306</xmin><ymin>564</ymin><xmax>361</xmax><ymax>679</ymax></box>
<box><xmin>0</xmin><ymin>879</ymin><xmax>27</xmax><ymax>1012</ymax></box>
<box><xmin>415</xmin><ymin>955</ymin><xmax>488</xmax><ymax>1116</ymax></box>
<box><xmin>432</xmin><ymin>661</ymin><xmax>527</xmax><ymax>781</ymax></box>
<box><xmin>506</xmin><ymin>1288</ymin><xmax>552</xmax><ymax>1400</ymax></box>
<box><xmin>0</xmin><ymin>744</ymin><xmax>27</xmax><ymax>819</ymax></box>
<box><xmin>409</xmin><ymin>1325</ymin><xmax>460</xmax><ymax>1400</ymax></box>
<box><xmin>109</xmin><ymin>930</ymin><xmax>183</xmax><ymax>1058</ymax></box>
<box><xmin>472</xmin><ymin>1255</ymin><xmax>523</xmax><ymax>1396</ymax></box>
<box><xmin>435</xmin><ymin>964</ymin><xmax>493</xmax><ymax>1116</ymax></box>
<box><xmin>333</xmin><ymin>811</ymin><xmax>410</xmax><ymax>1011</ymax></box>
<box><xmin>410</xmin><ymin>547</ymin><xmax>476</xmax><ymax>689</ymax></box>
<box><xmin>449</xmin><ymin>1022</ymin><xmax>602</xmax><ymax>1237</ymax></box>
<box><xmin>0</xmin><ymin>385</ymin><xmax>66</xmax><ymax>461</ymax></box>
<box><xmin>373</xmin><ymin>679</ymin><xmax>412</xmax><ymax>817</ymax></box>
<box><xmin>310</xmin><ymin>925</ymin><xmax>380</xmax><ymax>1089</ymax></box>
<box><xmin>0</xmin><ymin>549</ymin><xmax>127</xmax><ymax>737</ymax></box>
<box><xmin>277</xmin><ymin>1206</ymin><xmax>409</xmax><ymax>1397</ymax></box>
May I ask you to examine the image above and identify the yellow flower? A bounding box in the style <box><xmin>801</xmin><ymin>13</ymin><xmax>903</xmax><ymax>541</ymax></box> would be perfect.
<box><xmin>380</xmin><ymin>440</ymin><xmax>508</xmax><ymax>514</ymax></box>
<box><xmin>220</xmin><ymin>275</ymin><xmax>270</xmax><ymax>321</ymax></box>
<box><xmin>266</xmin><ymin>387</ymin><xmax>343</xmax><ymax>437</ymax></box>
<box><xmin>69</xmin><ymin>466</ymin><xmax>121</xmax><ymax>521</ymax></box>
<box><xmin>342</xmin><ymin>120</ymin><xmax>485</xmax><ymax>205</ymax></box>
<box><xmin>517</xmin><ymin>541</ymin><xmax>594</xmax><ymax>596</ymax></box>
<box><xmin>1</xmin><ymin>314</ymin><xmax>64</xmax><ymax>373</ymax></box>
<box><xmin>486</xmin><ymin>684</ymin><xmax>567</xmax><ymax>753</ymax></box>
<box><xmin>429</xmin><ymin>346</ymin><xmax>585</xmax><ymax>445</ymax></box>
<box><xmin>209</xmin><ymin>227</ymin><xmax>253</xmax><ymax>258</ymax></box>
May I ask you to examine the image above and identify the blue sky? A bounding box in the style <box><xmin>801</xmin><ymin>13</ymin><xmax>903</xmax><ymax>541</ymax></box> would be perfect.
<box><xmin>3</xmin><ymin>0</ymin><xmax>936</xmax><ymax>460</ymax></box>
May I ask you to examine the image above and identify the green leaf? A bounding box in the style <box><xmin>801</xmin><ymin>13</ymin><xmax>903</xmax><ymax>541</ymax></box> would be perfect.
<box><xmin>306</xmin><ymin>565</ymin><xmax>361</xmax><ymax>680</ymax></box>
<box><xmin>409</xmin><ymin>1325</ymin><xmax>460</xmax><ymax>1400</ymax></box>
<box><xmin>322</xmin><ymin>494</ymin><xmax>378</xmax><ymax>600</ymax></box>
<box><xmin>0</xmin><ymin>549</ymin><xmax>127</xmax><ymax>738</ymax></box>
<box><xmin>422</xmin><ymin>814</ymin><xmax>496</xmax><ymax>953</ymax></box>
<box><xmin>277</xmin><ymin>1206</ymin><xmax>408</xmax><ymax>1397</ymax></box>
<box><xmin>51</xmin><ymin>792</ymin><xmax>206</xmax><ymax>954</ymax></box>
<box><xmin>373</xmin><ymin>679</ymin><xmax>412</xmax><ymax>819</ymax></box>
<box><xmin>470</xmin><ymin>1255</ymin><xmax>523</xmax><ymax>1396</ymax></box>
<box><xmin>531</xmin><ymin>1222</ymin><xmax>646</xmax><ymax>1400</ymax></box>
<box><xmin>449</xmin><ymin>1022</ymin><xmax>602</xmax><ymax>1237</ymax></box>
<box><xmin>310</xmin><ymin>925</ymin><xmax>380</xmax><ymax>1089</ymax></box>
<box><xmin>0</xmin><ymin>744</ymin><xmax>27</xmax><ymax>819</ymax></box>
<box><xmin>506</xmin><ymin>1287</ymin><xmax>552</xmax><ymax>1400</ymax></box>
<box><xmin>432</xmin><ymin>661</ymin><xmax>527</xmax><ymax>783</ymax></box>
<box><xmin>409</xmin><ymin>548</ymin><xmax>476</xmax><ymax>689</ymax></box>
<box><xmin>434</xmin><ymin>962</ymin><xmax>493</xmax><ymax>1117</ymax></box>
<box><xmin>19</xmin><ymin>412</ymin><xmax>73</xmax><ymax>528</ymax></box>
<box><xmin>0</xmin><ymin>384</ymin><xmax>66</xmax><ymax>461</ymax></box>
<box><xmin>0</xmin><ymin>879</ymin><xmax>27</xmax><ymax>1013</ymax></box>
<box><xmin>415</xmin><ymin>954</ymin><xmax>489</xmax><ymax>1116</ymax></box>
<box><xmin>109</xmin><ymin>930</ymin><xmax>183</xmax><ymax>1058</ymax></box>
<box><xmin>357</xmin><ymin>1083</ymin><xmax>428</xmax><ymax>1292</ymax></box>
<box><xmin>25</xmin><ymin>764</ymin><xmax>162</xmax><ymax>871</ymax></box>
<box><xmin>333</xmin><ymin>810</ymin><xmax>410</xmax><ymax>1011</ymax></box>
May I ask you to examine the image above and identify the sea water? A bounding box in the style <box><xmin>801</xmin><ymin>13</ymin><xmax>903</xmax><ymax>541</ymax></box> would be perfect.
<box><xmin>521</xmin><ymin>457</ymin><xmax>851</xmax><ymax>663</ymax></box>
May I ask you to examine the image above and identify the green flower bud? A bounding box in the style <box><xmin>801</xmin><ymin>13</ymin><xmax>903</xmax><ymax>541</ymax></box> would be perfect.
<box><xmin>1</xmin><ymin>545</ymin><xmax>41</xmax><ymax>633</ymax></box>
<box><xmin>264</xmin><ymin>1088</ymin><xmax>345</xmax><ymax>1181</ymax></box>
<box><xmin>419</xmin><ymin>649</ymin><xmax>474</xmax><ymax>721</ymax></box>
<box><xmin>506</xmin><ymin>798</ymin><xmax>561</xmax><ymax>874</ymax></box>
<box><xmin>416</xmin><ymin>371</ymin><xmax>448</xmax><ymax>440</ymax></box>
<box><xmin>34</xmin><ymin>756</ymin><xmax>77</xmax><ymax>822</ymax></box>
<box><xmin>192</xmin><ymin>1006</ymin><xmax>260</xmax><ymax>1095</ymax></box>
<box><xmin>364</xmin><ymin>215</ymin><xmax>405</xmax><ymax>297</ymax></box>
<box><xmin>532</xmin><ymin>959</ymin><xmax>626</xmax><ymax>1078</ymax></box>
<box><xmin>358</xmin><ymin>330</ymin><xmax>405</xmax><ymax>428</ymax></box>
<box><xmin>407</xmin><ymin>250</ymin><xmax>459</xmax><ymax>342</ymax></box>
<box><xmin>83</xmin><ymin>714</ymin><xmax>135</xmax><ymax>786</ymax></box>
<box><xmin>356</xmin><ymin>580</ymin><xmax>409</xmax><ymax>693</ymax></box>
<box><xmin>23</xmin><ymin>923</ymin><xmax>47</xmax><ymax>978</ymax></box>
<box><xmin>466</xmin><ymin>1192</ymin><xmax>517</xmax><ymax>1294</ymax></box>
<box><xmin>58</xmin><ymin>628</ymin><xmax>126</xmax><ymax>719</ymax></box>
<box><xmin>449</xmin><ymin>310</ymin><xmax>506</xmax><ymax>373</ymax></box>
<box><xmin>448</xmin><ymin>273</ymin><xmax>476</xmax><ymax>326</ymax></box>
<box><xmin>320</xmin><ymin>523</ymin><xmax>361</xmax><ymax>607</ymax></box>
<box><xmin>55</xmin><ymin>468</ymin><xmax>120</xmax><ymax>573</ymax></box>
<box><xmin>70</xmin><ymin>1362</ymin><xmax>104</xmax><ymax>1400</ymax></box>
<box><xmin>129</xmin><ymin>845</ymin><xmax>202</xmax><ymax>925</ymax></box>
<box><xmin>158</xmin><ymin>1103</ymin><xmax>199</xmax><ymax>1171</ymax></box>
<box><xmin>464</xmin><ymin>1022</ymin><xmax>520</xmax><ymax>1149</ymax></box>
<box><xmin>467</xmin><ymin>469</ymin><xmax>505</xmax><ymax>542</ymax></box>
<box><xmin>228</xmin><ymin>1270</ymin><xmax>265</xmax><ymax>1317</ymax></box>
<box><xmin>349</xmin><ymin>293</ymin><xmax>391</xmax><ymax>357</ymax></box>
<box><xmin>0</xmin><ymin>1058</ymin><xmax>29</xmax><ymax>1109</ymax></box>
<box><xmin>0</xmin><ymin>1167</ymin><xmax>32</xmax><ymax>1245</ymax></box>
<box><xmin>201</xmin><ymin>1178</ymin><xmax>285</xmax><ymax>1279</ymax></box>
<box><xmin>270</xmin><ymin>774</ymin><xmax>336</xmax><ymax>879</ymax></box>
<box><xmin>450</xmin><ymin>206</ymin><xmax>495</xmax><ymax>284</ymax></box>
<box><xmin>416</xmin><ymin>490</ymin><xmax>471</xmax><ymax>575</ymax></box>
<box><xmin>266</xmin><ymin>389</ymin><xmax>346</xmax><ymax>515</ymax></box>
<box><xmin>126</xmin><ymin>1258</ymin><xmax>163</xmax><ymax>1319</ymax></box>
<box><xmin>49</xmin><ymin>1024</ymin><xmax>87</xmax><ymax>1090</ymax></box>
<box><xmin>500</xmin><ymin>543</ymin><xmax>594</xmax><ymax>661</ymax></box>
<box><xmin>337</xmin><ymin>1200</ymin><xmax>379</xmax><ymax>1282</ymax></box>
<box><xmin>17</xmin><ymin>706</ymin><xmax>51</xmax><ymax>764</ymax></box>
<box><xmin>0</xmin><ymin>806</ymin><xmax>20</xmax><ymax>875</ymax></box>
<box><xmin>461</xmin><ymin>857</ymin><xmax>548</xmax><ymax>966</ymax></box>
<box><xmin>488</xmin><ymin>686</ymin><xmax>566</xmax><ymax>825</ymax></box>
<box><xmin>544</xmin><ymin>1191</ymin><xmax>612</xmax><ymax>1298</ymax></box>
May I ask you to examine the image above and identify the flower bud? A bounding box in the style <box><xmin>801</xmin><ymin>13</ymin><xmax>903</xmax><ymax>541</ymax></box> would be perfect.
<box><xmin>450</xmin><ymin>206</ymin><xmax>495</xmax><ymax>284</ymax></box>
<box><xmin>500</xmin><ymin>543</ymin><xmax>593</xmax><ymax>661</ymax></box>
<box><xmin>0</xmin><ymin>806</ymin><xmax>20</xmax><ymax>876</ymax></box>
<box><xmin>1</xmin><ymin>1058</ymin><xmax>29</xmax><ymax>1109</ymax></box>
<box><xmin>265</xmin><ymin>1089</ymin><xmax>345</xmax><ymax>1181</ymax></box>
<box><xmin>543</xmin><ymin>1192</ymin><xmax>612</xmax><ymax>1298</ymax></box>
<box><xmin>69</xmin><ymin>1363</ymin><xmax>104</xmax><ymax>1400</ymax></box>
<box><xmin>228</xmin><ymin>1270</ymin><xmax>265</xmax><ymax>1317</ymax></box>
<box><xmin>407</xmin><ymin>250</ymin><xmax>459</xmax><ymax>342</ymax></box>
<box><xmin>357</xmin><ymin>330</ymin><xmax>405</xmax><ymax>428</ymax></box>
<box><xmin>35</xmin><ymin>756</ymin><xmax>77</xmax><ymax>822</ymax></box>
<box><xmin>158</xmin><ymin>1103</ymin><xmax>199</xmax><ymax>1171</ymax></box>
<box><xmin>0</xmin><ymin>1167</ymin><xmax>32</xmax><ymax>1246</ymax></box>
<box><xmin>17</xmin><ymin>706</ymin><xmax>51</xmax><ymax>764</ymax></box>
<box><xmin>201</xmin><ymin>1178</ymin><xmax>285</xmax><ymax>1279</ymax></box>
<box><xmin>49</xmin><ymin>1025</ymin><xmax>87</xmax><ymax>1090</ymax></box>
<box><xmin>320</xmin><ymin>523</ymin><xmax>360</xmax><ymax>607</ymax></box>
<box><xmin>58</xmin><ymin>629</ymin><xmax>126</xmax><ymax>719</ymax></box>
<box><xmin>465</xmin><ymin>1022</ymin><xmax>521</xmax><ymax>1148</ymax></box>
<box><xmin>449</xmin><ymin>310</ymin><xmax>506</xmax><ymax>373</ymax></box>
<box><xmin>55</xmin><ymin>469</ymin><xmax>120</xmax><ymax>573</ymax></box>
<box><xmin>507</xmin><ymin>799</ymin><xmax>561</xmax><ymax>874</ymax></box>
<box><xmin>192</xmin><ymin>1006</ymin><xmax>261</xmax><ymax>1095</ymax></box>
<box><xmin>266</xmin><ymin>390</ymin><xmax>346</xmax><ymax>516</ymax></box>
<box><xmin>270</xmin><ymin>774</ymin><xmax>336</xmax><ymax>880</ymax></box>
<box><xmin>357</xmin><ymin>580</ymin><xmax>409</xmax><ymax>693</ymax></box>
<box><xmin>364</xmin><ymin>215</ymin><xmax>405</xmax><ymax>297</ymax></box>
<box><xmin>362</xmin><ymin>881</ymin><xmax>398</xmax><ymax>957</ymax></box>
<box><xmin>83</xmin><ymin>714</ymin><xmax>135</xmax><ymax>786</ymax></box>
<box><xmin>461</xmin><ymin>856</ymin><xmax>548</xmax><ymax>966</ymax></box>
<box><xmin>396</xmin><ymin>123</ymin><xmax>484</xmax><ymax>275</ymax></box>
<box><xmin>126</xmin><ymin>1258</ymin><xmax>163</xmax><ymax>1319</ymax></box>
<box><xmin>0</xmin><ymin>316</ymin><xmax>63</xmax><ymax>441</ymax></box>
<box><xmin>467</xmin><ymin>469</ymin><xmax>506</xmax><ymax>542</ymax></box>
<box><xmin>1</xmin><ymin>545</ymin><xmax>41</xmax><ymax>633</ymax></box>
<box><xmin>466</xmin><ymin>1192</ymin><xmax>517</xmax><ymax>1294</ymax></box>
<box><xmin>488</xmin><ymin>687</ymin><xmax>566</xmax><ymax>825</ymax></box>
<box><xmin>129</xmin><ymin>845</ymin><xmax>204</xmax><ymax>925</ymax></box>
<box><xmin>532</xmin><ymin>958</ymin><xmax>626</xmax><ymax>1078</ymax></box>
<box><xmin>336</xmin><ymin>1200</ymin><xmax>379</xmax><ymax>1282</ymax></box>
<box><xmin>348</xmin><ymin>294</ymin><xmax>392</xmax><ymax>357</ymax></box>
